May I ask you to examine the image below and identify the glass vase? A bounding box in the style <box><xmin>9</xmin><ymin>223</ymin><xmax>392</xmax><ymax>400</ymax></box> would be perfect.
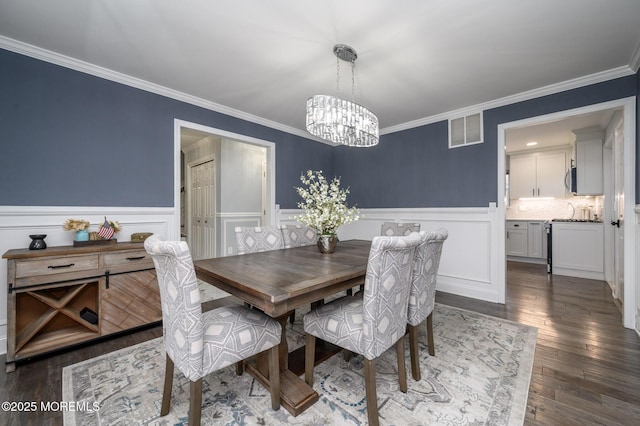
<box><xmin>75</xmin><ymin>230</ymin><xmax>89</xmax><ymax>241</ymax></box>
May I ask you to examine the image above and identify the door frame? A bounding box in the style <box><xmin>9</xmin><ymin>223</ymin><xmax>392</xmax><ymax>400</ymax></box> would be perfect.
<box><xmin>173</xmin><ymin>118</ymin><xmax>277</xmax><ymax>254</ymax></box>
<box><xmin>497</xmin><ymin>96</ymin><xmax>637</xmax><ymax>329</ymax></box>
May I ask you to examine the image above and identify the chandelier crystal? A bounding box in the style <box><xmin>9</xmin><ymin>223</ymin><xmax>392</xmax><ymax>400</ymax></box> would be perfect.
<box><xmin>306</xmin><ymin>45</ymin><xmax>379</xmax><ymax>147</ymax></box>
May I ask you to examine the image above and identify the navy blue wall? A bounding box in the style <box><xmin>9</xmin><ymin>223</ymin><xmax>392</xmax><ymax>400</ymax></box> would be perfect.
<box><xmin>1</xmin><ymin>48</ymin><xmax>638</xmax><ymax>209</ymax></box>
<box><xmin>0</xmin><ymin>49</ymin><xmax>334</xmax><ymax>208</ymax></box>
<box><xmin>334</xmin><ymin>121</ymin><xmax>493</xmax><ymax>208</ymax></box>
<box><xmin>335</xmin><ymin>74</ymin><xmax>638</xmax><ymax>208</ymax></box>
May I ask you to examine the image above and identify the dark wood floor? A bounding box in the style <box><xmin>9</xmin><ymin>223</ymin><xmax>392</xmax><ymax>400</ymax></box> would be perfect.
<box><xmin>1</xmin><ymin>262</ymin><xmax>639</xmax><ymax>425</ymax></box>
<box><xmin>439</xmin><ymin>262</ymin><xmax>640</xmax><ymax>425</ymax></box>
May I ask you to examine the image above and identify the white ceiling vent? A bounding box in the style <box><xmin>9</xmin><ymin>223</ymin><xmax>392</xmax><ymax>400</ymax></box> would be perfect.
<box><xmin>449</xmin><ymin>112</ymin><xmax>483</xmax><ymax>148</ymax></box>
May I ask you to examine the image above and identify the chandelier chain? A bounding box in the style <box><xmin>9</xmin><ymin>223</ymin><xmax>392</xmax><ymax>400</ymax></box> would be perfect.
<box><xmin>351</xmin><ymin>61</ymin><xmax>355</xmax><ymax>101</ymax></box>
<box><xmin>336</xmin><ymin>55</ymin><xmax>340</xmax><ymax>97</ymax></box>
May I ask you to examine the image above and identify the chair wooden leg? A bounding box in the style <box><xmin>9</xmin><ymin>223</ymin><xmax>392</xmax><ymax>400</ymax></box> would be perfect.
<box><xmin>235</xmin><ymin>360</ymin><xmax>244</xmax><ymax>376</ymax></box>
<box><xmin>289</xmin><ymin>311</ymin><xmax>296</xmax><ymax>324</ymax></box>
<box><xmin>408</xmin><ymin>324</ymin><xmax>421</xmax><ymax>381</ymax></box>
<box><xmin>189</xmin><ymin>378</ymin><xmax>202</xmax><ymax>426</ymax></box>
<box><xmin>305</xmin><ymin>334</ymin><xmax>316</xmax><ymax>386</ymax></box>
<box><xmin>343</xmin><ymin>349</ymin><xmax>352</xmax><ymax>362</ymax></box>
<box><xmin>426</xmin><ymin>313</ymin><xmax>435</xmax><ymax>356</ymax></box>
<box><xmin>161</xmin><ymin>353</ymin><xmax>174</xmax><ymax>416</ymax></box>
<box><xmin>396</xmin><ymin>337</ymin><xmax>408</xmax><ymax>393</ymax></box>
<box><xmin>267</xmin><ymin>345</ymin><xmax>281</xmax><ymax>410</ymax></box>
<box><xmin>364</xmin><ymin>358</ymin><xmax>379</xmax><ymax>426</ymax></box>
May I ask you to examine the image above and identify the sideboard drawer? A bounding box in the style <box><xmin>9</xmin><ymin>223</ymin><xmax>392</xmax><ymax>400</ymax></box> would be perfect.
<box><xmin>103</xmin><ymin>250</ymin><xmax>154</xmax><ymax>270</ymax></box>
<box><xmin>15</xmin><ymin>255</ymin><xmax>100</xmax><ymax>282</ymax></box>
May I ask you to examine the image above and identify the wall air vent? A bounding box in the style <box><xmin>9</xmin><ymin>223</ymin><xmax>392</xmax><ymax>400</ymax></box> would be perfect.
<box><xmin>449</xmin><ymin>112</ymin><xmax>483</xmax><ymax>148</ymax></box>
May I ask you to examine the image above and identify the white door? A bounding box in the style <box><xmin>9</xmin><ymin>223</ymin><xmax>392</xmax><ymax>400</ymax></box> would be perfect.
<box><xmin>612</xmin><ymin>121</ymin><xmax>624</xmax><ymax>302</ymax></box>
<box><xmin>190</xmin><ymin>160</ymin><xmax>215</xmax><ymax>260</ymax></box>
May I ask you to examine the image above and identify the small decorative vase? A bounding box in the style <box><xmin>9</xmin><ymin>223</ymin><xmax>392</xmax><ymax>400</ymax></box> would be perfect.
<box><xmin>28</xmin><ymin>234</ymin><xmax>47</xmax><ymax>250</ymax></box>
<box><xmin>75</xmin><ymin>229</ymin><xmax>89</xmax><ymax>242</ymax></box>
<box><xmin>317</xmin><ymin>234</ymin><xmax>338</xmax><ymax>254</ymax></box>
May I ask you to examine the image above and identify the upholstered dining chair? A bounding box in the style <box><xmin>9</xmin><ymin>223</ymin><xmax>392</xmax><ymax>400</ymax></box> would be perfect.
<box><xmin>381</xmin><ymin>221</ymin><xmax>421</xmax><ymax>236</ymax></box>
<box><xmin>303</xmin><ymin>233</ymin><xmax>422</xmax><ymax>426</ymax></box>
<box><xmin>234</xmin><ymin>225</ymin><xmax>284</xmax><ymax>254</ymax></box>
<box><xmin>144</xmin><ymin>235</ymin><xmax>282</xmax><ymax>426</ymax></box>
<box><xmin>281</xmin><ymin>224</ymin><xmax>317</xmax><ymax>248</ymax></box>
<box><xmin>407</xmin><ymin>229</ymin><xmax>448</xmax><ymax>381</ymax></box>
<box><xmin>280</xmin><ymin>224</ymin><xmax>318</xmax><ymax>323</ymax></box>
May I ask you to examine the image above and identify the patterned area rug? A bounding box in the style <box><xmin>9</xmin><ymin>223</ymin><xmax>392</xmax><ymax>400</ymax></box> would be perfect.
<box><xmin>62</xmin><ymin>304</ymin><xmax>537</xmax><ymax>425</ymax></box>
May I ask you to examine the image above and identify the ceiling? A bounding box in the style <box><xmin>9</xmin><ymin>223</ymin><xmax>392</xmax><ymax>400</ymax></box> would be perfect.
<box><xmin>1</xmin><ymin>0</ymin><xmax>639</xmax><ymax>143</ymax></box>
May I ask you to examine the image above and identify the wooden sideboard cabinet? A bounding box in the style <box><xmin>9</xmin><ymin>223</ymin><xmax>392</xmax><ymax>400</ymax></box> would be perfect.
<box><xmin>3</xmin><ymin>242</ymin><xmax>161</xmax><ymax>372</ymax></box>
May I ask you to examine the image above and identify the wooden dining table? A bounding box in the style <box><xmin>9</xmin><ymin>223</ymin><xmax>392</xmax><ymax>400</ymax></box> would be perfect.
<box><xmin>193</xmin><ymin>239</ymin><xmax>371</xmax><ymax>416</ymax></box>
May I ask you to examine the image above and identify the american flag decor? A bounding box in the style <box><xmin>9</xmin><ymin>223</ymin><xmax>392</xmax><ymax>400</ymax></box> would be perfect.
<box><xmin>97</xmin><ymin>218</ymin><xmax>115</xmax><ymax>240</ymax></box>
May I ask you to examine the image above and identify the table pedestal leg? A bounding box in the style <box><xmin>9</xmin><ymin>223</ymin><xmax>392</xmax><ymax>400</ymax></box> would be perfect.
<box><xmin>245</xmin><ymin>311</ymin><xmax>319</xmax><ymax>416</ymax></box>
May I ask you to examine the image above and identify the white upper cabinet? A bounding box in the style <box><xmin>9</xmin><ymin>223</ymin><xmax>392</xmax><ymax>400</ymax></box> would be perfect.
<box><xmin>510</xmin><ymin>151</ymin><xmax>567</xmax><ymax>199</ymax></box>
<box><xmin>572</xmin><ymin>127</ymin><xmax>603</xmax><ymax>195</ymax></box>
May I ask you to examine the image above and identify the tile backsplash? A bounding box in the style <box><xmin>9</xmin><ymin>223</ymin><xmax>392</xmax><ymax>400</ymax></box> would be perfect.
<box><xmin>506</xmin><ymin>196</ymin><xmax>603</xmax><ymax>220</ymax></box>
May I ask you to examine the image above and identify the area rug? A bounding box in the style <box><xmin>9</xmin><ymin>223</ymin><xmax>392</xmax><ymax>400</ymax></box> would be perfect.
<box><xmin>62</xmin><ymin>304</ymin><xmax>537</xmax><ymax>425</ymax></box>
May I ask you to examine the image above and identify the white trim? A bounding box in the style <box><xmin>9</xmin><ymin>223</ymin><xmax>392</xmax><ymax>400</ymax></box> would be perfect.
<box><xmin>280</xmin><ymin>205</ymin><xmax>505</xmax><ymax>304</ymax></box>
<box><xmin>1</xmin><ymin>35</ymin><xmax>634</xmax><ymax>141</ymax></box>
<box><xmin>217</xmin><ymin>211</ymin><xmax>264</xmax><ymax>217</ymax></box>
<box><xmin>0</xmin><ymin>206</ymin><xmax>177</xmax><ymax>355</ymax></box>
<box><xmin>0</xmin><ymin>36</ymin><xmax>326</xmax><ymax>144</ymax></box>
<box><xmin>174</xmin><ymin>119</ymin><xmax>277</xmax><ymax>257</ymax></box>
<box><xmin>629</xmin><ymin>39</ymin><xmax>640</xmax><ymax>72</ymax></box>
<box><xmin>497</xmin><ymin>96</ymin><xmax>637</xmax><ymax>329</ymax></box>
<box><xmin>382</xmin><ymin>66</ymin><xmax>635</xmax><ymax>135</ymax></box>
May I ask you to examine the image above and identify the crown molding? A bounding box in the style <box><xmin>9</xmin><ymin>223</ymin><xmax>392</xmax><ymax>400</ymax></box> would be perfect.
<box><xmin>0</xmin><ymin>36</ymin><xmax>331</xmax><ymax>144</ymax></box>
<box><xmin>1</xmin><ymin>35</ymin><xmax>635</xmax><ymax>143</ymax></box>
<box><xmin>629</xmin><ymin>40</ymin><xmax>640</xmax><ymax>73</ymax></box>
<box><xmin>380</xmin><ymin>66</ymin><xmax>636</xmax><ymax>135</ymax></box>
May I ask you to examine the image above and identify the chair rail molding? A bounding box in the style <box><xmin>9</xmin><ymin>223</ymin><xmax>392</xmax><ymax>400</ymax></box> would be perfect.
<box><xmin>280</xmin><ymin>205</ymin><xmax>503</xmax><ymax>305</ymax></box>
<box><xmin>0</xmin><ymin>205</ymin><xmax>177</xmax><ymax>355</ymax></box>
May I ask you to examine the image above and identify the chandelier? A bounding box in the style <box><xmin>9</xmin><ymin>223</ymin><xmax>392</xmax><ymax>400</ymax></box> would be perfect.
<box><xmin>306</xmin><ymin>44</ymin><xmax>379</xmax><ymax>147</ymax></box>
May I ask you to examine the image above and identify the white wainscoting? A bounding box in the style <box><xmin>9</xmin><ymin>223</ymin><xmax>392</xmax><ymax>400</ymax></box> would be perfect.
<box><xmin>0</xmin><ymin>206</ymin><xmax>177</xmax><ymax>355</ymax></box>
<box><xmin>636</xmin><ymin>206</ymin><xmax>640</xmax><ymax>336</ymax></box>
<box><xmin>279</xmin><ymin>205</ymin><xmax>505</xmax><ymax>306</ymax></box>
<box><xmin>217</xmin><ymin>212</ymin><xmax>262</xmax><ymax>256</ymax></box>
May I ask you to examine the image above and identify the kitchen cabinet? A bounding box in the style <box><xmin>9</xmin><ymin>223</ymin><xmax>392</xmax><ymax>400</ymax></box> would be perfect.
<box><xmin>552</xmin><ymin>222</ymin><xmax>604</xmax><ymax>280</ymax></box>
<box><xmin>507</xmin><ymin>220</ymin><xmax>546</xmax><ymax>260</ymax></box>
<box><xmin>506</xmin><ymin>221</ymin><xmax>528</xmax><ymax>257</ymax></box>
<box><xmin>572</xmin><ymin>127</ymin><xmax>603</xmax><ymax>195</ymax></box>
<box><xmin>527</xmin><ymin>221</ymin><xmax>545</xmax><ymax>258</ymax></box>
<box><xmin>3</xmin><ymin>242</ymin><xmax>161</xmax><ymax>372</ymax></box>
<box><xmin>509</xmin><ymin>151</ymin><xmax>566</xmax><ymax>199</ymax></box>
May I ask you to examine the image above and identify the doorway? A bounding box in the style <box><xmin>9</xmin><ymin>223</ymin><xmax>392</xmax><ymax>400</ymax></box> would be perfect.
<box><xmin>497</xmin><ymin>97</ymin><xmax>637</xmax><ymax>329</ymax></box>
<box><xmin>173</xmin><ymin>119</ymin><xmax>276</xmax><ymax>258</ymax></box>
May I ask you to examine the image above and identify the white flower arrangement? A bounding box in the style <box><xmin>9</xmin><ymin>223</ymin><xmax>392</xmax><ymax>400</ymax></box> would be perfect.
<box><xmin>293</xmin><ymin>170</ymin><xmax>359</xmax><ymax>235</ymax></box>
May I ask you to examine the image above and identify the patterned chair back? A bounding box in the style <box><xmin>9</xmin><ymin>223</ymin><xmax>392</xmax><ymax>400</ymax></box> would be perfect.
<box><xmin>381</xmin><ymin>222</ymin><xmax>421</xmax><ymax>236</ymax></box>
<box><xmin>361</xmin><ymin>233</ymin><xmax>422</xmax><ymax>359</ymax></box>
<box><xmin>144</xmin><ymin>235</ymin><xmax>204</xmax><ymax>381</ymax></box>
<box><xmin>407</xmin><ymin>229</ymin><xmax>448</xmax><ymax>327</ymax></box>
<box><xmin>281</xmin><ymin>224</ymin><xmax>317</xmax><ymax>248</ymax></box>
<box><xmin>234</xmin><ymin>225</ymin><xmax>284</xmax><ymax>254</ymax></box>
